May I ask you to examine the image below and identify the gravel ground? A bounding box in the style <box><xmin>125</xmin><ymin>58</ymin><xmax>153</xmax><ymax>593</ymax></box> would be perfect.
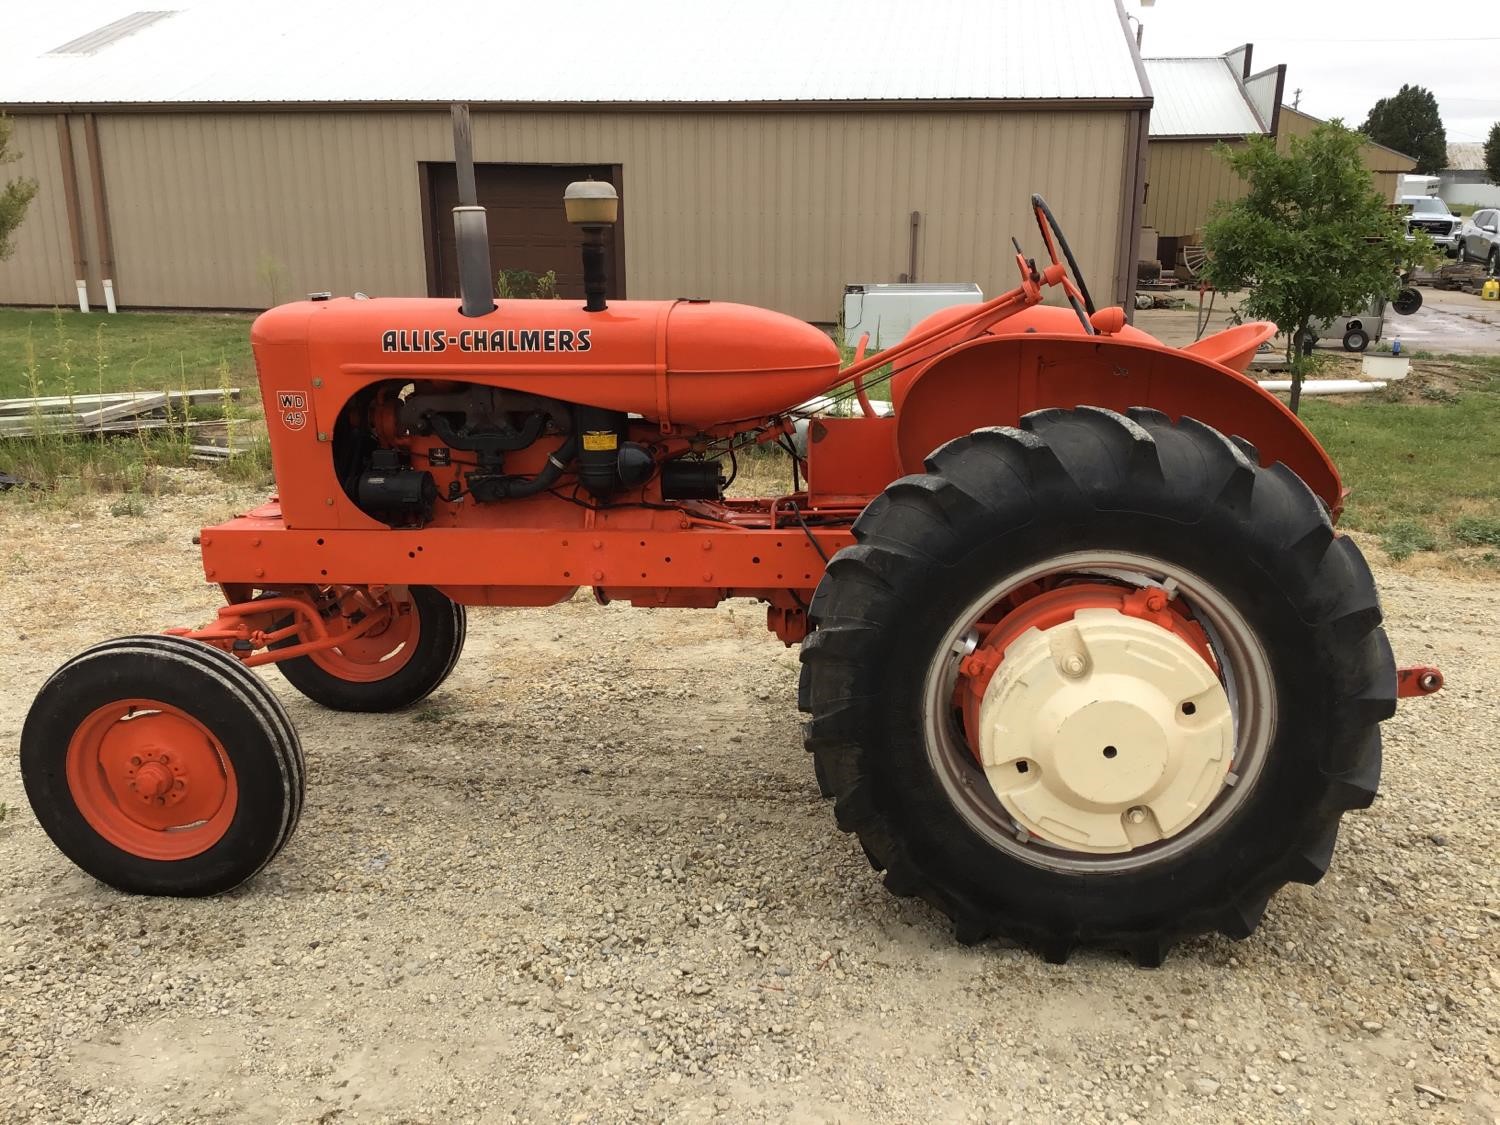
<box><xmin>1</xmin><ymin>485</ymin><xmax>1496</xmax><ymax>1124</ymax></box>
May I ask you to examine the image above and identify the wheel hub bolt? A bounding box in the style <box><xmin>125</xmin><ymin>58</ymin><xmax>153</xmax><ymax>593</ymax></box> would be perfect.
<box><xmin>1061</xmin><ymin>653</ymin><xmax>1087</xmax><ymax>677</ymax></box>
<box><xmin>1127</xmin><ymin>806</ymin><xmax>1147</xmax><ymax>824</ymax></box>
<box><xmin>134</xmin><ymin>762</ymin><xmax>174</xmax><ymax>800</ymax></box>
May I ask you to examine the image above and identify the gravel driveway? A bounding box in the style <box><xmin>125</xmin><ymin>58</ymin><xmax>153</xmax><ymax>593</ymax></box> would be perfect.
<box><xmin>1</xmin><ymin>487</ymin><xmax>1495</xmax><ymax>1124</ymax></box>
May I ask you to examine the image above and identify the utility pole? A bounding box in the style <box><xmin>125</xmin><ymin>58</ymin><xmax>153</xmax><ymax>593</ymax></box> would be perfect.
<box><xmin>1292</xmin><ymin>87</ymin><xmax>1302</xmax><ymax>110</ymax></box>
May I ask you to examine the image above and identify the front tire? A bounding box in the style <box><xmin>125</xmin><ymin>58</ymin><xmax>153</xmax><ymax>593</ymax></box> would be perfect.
<box><xmin>799</xmin><ymin>409</ymin><xmax>1394</xmax><ymax>964</ymax></box>
<box><xmin>22</xmin><ymin>635</ymin><xmax>304</xmax><ymax>895</ymax></box>
<box><xmin>1342</xmin><ymin>328</ymin><xmax>1370</xmax><ymax>352</ymax></box>
<box><xmin>272</xmin><ymin>585</ymin><xmax>466</xmax><ymax>713</ymax></box>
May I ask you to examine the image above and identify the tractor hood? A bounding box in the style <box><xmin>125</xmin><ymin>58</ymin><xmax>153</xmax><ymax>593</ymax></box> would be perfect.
<box><xmin>253</xmin><ymin>296</ymin><xmax>841</xmax><ymax>427</ymax></box>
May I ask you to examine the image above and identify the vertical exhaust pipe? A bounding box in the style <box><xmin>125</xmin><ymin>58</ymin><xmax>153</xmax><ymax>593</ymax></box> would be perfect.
<box><xmin>450</xmin><ymin>104</ymin><xmax>495</xmax><ymax>317</ymax></box>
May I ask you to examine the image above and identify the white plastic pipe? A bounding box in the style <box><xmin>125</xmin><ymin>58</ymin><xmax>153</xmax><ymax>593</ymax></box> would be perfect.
<box><xmin>1256</xmin><ymin>380</ymin><xmax>1386</xmax><ymax>395</ymax></box>
<box><xmin>75</xmin><ymin>280</ymin><xmax>89</xmax><ymax>313</ymax></box>
<box><xmin>102</xmin><ymin>279</ymin><xmax>117</xmax><ymax>314</ymax></box>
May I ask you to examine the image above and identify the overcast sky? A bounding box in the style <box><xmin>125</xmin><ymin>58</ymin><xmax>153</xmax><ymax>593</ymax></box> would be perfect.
<box><xmin>1133</xmin><ymin>0</ymin><xmax>1499</xmax><ymax>144</ymax></box>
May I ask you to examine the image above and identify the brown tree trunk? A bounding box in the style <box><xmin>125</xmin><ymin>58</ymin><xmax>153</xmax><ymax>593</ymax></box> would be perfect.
<box><xmin>1286</xmin><ymin>317</ymin><xmax>1311</xmax><ymax>416</ymax></box>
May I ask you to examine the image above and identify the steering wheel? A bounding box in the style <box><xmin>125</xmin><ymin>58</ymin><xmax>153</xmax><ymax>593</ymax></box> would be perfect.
<box><xmin>1031</xmin><ymin>194</ymin><xmax>1097</xmax><ymax>335</ymax></box>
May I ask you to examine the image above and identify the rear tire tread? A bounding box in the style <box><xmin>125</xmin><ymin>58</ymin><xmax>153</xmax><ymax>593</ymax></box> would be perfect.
<box><xmin>800</xmin><ymin>407</ymin><xmax>1392</xmax><ymax>963</ymax></box>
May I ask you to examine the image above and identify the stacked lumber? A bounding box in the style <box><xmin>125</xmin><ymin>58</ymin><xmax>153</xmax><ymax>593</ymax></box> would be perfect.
<box><xmin>1412</xmin><ymin>262</ymin><xmax>1486</xmax><ymax>293</ymax></box>
<box><xmin>0</xmin><ymin>389</ymin><xmax>241</xmax><ymax>438</ymax></box>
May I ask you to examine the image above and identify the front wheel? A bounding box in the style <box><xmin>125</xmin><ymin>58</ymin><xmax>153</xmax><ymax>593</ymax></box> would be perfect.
<box><xmin>799</xmin><ymin>408</ymin><xmax>1394</xmax><ymax>963</ymax></box>
<box><xmin>272</xmin><ymin>585</ymin><xmax>466</xmax><ymax>712</ymax></box>
<box><xmin>22</xmin><ymin>635</ymin><xmax>304</xmax><ymax>895</ymax></box>
<box><xmin>1342</xmin><ymin>328</ymin><xmax>1370</xmax><ymax>352</ymax></box>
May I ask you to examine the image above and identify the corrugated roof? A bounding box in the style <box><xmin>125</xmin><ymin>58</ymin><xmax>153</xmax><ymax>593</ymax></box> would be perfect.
<box><xmin>1</xmin><ymin>0</ymin><xmax>1149</xmax><ymax>106</ymax></box>
<box><xmin>1446</xmin><ymin>142</ymin><xmax>1485</xmax><ymax>171</ymax></box>
<box><xmin>46</xmin><ymin>10</ymin><xmax>176</xmax><ymax>56</ymax></box>
<box><xmin>1142</xmin><ymin>56</ymin><xmax>1265</xmax><ymax>138</ymax></box>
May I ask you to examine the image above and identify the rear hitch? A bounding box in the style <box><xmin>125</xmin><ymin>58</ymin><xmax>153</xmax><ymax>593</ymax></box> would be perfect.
<box><xmin>1396</xmin><ymin>665</ymin><xmax>1444</xmax><ymax>698</ymax></box>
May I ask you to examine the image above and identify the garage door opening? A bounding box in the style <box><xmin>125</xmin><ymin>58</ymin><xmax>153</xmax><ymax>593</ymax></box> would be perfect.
<box><xmin>421</xmin><ymin>162</ymin><xmax>625</xmax><ymax>303</ymax></box>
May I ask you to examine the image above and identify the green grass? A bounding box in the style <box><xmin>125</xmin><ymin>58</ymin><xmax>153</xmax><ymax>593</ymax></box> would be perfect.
<box><xmin>0</xmin><ymin>308</ymin><xmax>269</xmax><ymax>494</ymax></box>
<box><xmin>1300</xmin><ymin>355</ymin><xmax>1500</xmax><ymax>565</ymax></box>
<box><xmin>0</xmin><ymin>308</ymin><xmax>256</xmax><ymax>399</ymax></box>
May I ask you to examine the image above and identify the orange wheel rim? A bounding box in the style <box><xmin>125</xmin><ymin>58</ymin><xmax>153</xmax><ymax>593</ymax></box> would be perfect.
<box><xmin>306</xmin><ymin>589</ymin><xmax>420</xmax><ymax>683</ymax></box>
<box><xmin>65</xmin><ymin>700</ymin><xmax>238</xmax><ymax>861</ymax></box>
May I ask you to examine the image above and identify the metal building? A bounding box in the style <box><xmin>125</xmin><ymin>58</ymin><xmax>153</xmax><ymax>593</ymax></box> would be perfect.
<box><xmin>1438</xmin><ymin>143</ymin><xmax>1500</xmax><ymax>210</ymax></box>
<box><xmin>1140</xmin><ymin>46</ymin><xmax>1414</xmax><ymax>270</ymax></box>
<box><xmin>0</xmin><ymin>0</ymin><xmax>1151</xmax><ymax>325</ymax></box>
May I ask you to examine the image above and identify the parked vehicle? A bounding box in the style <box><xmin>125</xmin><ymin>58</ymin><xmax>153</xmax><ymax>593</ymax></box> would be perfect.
<box><xmin>1401</xmin><ymin>196</ymin><xmax>1462</xmax><ymax>257</ymax></box>
<box><xmin>1456</xmin><ymin>208</ymin><xmax>1500</xmax><ymax>273</ymax></box>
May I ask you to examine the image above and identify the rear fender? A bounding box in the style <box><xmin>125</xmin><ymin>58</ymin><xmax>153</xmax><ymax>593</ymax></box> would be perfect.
<box><xmin>890</xmin><ymin>334</ymin><xmax>1342</xmax><ymax>515</ymax></box>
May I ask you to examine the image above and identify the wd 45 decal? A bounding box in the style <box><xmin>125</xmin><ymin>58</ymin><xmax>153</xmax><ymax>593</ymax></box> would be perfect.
<box><xmin>381</xmin><ymin>328</ymin><xmax>592</xmax><ymax>353</ymax></box>
<box><xmin>276</xmin><ymin>390</ymin><xmax>308</xmax><ymax>432</ymax></box>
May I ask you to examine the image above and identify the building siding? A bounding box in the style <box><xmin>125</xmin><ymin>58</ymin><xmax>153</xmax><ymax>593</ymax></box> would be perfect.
<box><xmin>1142</xmin><ymin>109</ymin><xmax>1417</xmax><ymax>247</ymax></box>
<box><xmin>1276</xmin><ymin>107</ymin><xmax>1414</xmax><ymax>204</ymax></box>
<box><xmin>1</xmin><ymin>107</ymin><xmax>1131</xmax><ymax>322</ymax></box>
<box><xmin>1142</xmin><ymin>139</ymin><xmax>1247</xmax><ymax>242</ymax></box>
<box><xmin>0</xmin><ymin>114</ymin><xmax>76</xmax><ymax>305</ymax></box>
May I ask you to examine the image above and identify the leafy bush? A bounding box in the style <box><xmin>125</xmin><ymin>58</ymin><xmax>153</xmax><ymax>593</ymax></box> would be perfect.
<box><xmin>1380</xmin><ymin>519</ymin><xmax>1437</xmax><ymax>560</ymax></box>
<box><xmin>1452</xmin><ymin>516</ymin><xmax>1500</xmax><ymax>548</ymax></box>
<box><xmin>496</xmin><ymin>269</ymin><xmax>558</xmax><ymax>299</ymax></box>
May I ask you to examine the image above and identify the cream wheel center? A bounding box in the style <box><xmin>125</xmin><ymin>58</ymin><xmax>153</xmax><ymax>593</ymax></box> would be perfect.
<box><xmin>976</xmin><ymin>606</ymin><xmax>1234</xmax><ymax>854</ymax></box>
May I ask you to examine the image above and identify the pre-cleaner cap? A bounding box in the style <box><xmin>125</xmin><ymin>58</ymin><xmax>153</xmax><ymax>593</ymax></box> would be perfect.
<box><xmin>564</xmin><ymin>179</ymin><xmax>619</xmax><ymax>226</ymax></box>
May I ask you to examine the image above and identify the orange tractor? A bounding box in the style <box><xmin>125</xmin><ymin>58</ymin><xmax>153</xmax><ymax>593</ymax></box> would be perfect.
<box><xmin>22</xmin><ymin>111</ymin><xmax>1443</xmax><ymax>964</ymax></box>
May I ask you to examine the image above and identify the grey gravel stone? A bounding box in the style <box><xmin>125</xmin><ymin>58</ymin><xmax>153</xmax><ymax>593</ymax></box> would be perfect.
<box><xmin>0</xmin><ymin>493</ymin><xmax>1493</xmax><ymax>1124</ymax></box>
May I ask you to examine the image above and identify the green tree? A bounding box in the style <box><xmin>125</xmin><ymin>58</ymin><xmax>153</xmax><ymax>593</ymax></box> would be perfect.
<box><xmin>1360</xmin><ymin>85</ymin><xmax>1446</xmax><ymax>174</ymax></box>
<box><xmin>1485</xmin><ymin>122</ymin><xmax>1500</xmax><ymax>185</ymax></box>
<box><xmin>0</xmin><ymin>114</ymin><xmax>39</xmax><ymax>261</ymax></box>
<box><xmin>1202</xmin><ymin>123</ymin><xmax>1413</xmax><ymax>414</ymax></box>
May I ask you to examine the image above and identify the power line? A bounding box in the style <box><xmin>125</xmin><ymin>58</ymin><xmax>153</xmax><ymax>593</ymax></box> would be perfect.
<box><xmin>1258</xmin><ymin>34</ymin><xmax>1500</xmax><ymax>42</ymax></box>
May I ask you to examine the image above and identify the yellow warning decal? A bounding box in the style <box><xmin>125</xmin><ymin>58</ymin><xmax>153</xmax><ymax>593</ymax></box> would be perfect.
<box><xmin>582</xmin><ymin>431</ymin><xmax>618</xmax><ymax>451</ymax></box>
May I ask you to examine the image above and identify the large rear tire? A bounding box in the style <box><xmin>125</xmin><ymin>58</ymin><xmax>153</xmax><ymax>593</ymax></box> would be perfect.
<box><xmin>272</xmin><ymin>585</ymin><xmax>466</xmax><ymax>713</ymax></box>
<box><xmin>799</xmin><ymin>408</ymin><xmax>1394</xmax><ymax>964</ymax></box>
<box><xmin>21</xmin><ymin>635</ymin><xmax>304</xmax><ymax>896</ymax></box>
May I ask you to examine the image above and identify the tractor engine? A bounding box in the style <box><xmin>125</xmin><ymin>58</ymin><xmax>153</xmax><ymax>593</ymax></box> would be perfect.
<box><xmin>336</xmin><ymin>383</ymin><xmax>725</xmax><ymax>527</ymax></box>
